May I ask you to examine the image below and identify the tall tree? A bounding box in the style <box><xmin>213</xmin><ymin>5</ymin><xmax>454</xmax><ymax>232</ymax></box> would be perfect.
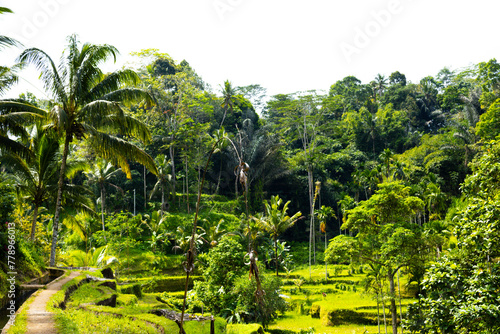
<box><xmin>374</xmin><ymin>73</ymin><xmax>388</xmax><ymax>98</ymax></box>
<box><xmin>220</xmin><ymin>80</ymin><xmax>238</xmax><ymax>127</ymax></box>
<box><xmin>9</xmin><ymin>34</ymin><xmax>157</xmax><ymax>266</ymax></box>
<box><xmin>260</xmin><ymin>195</ymin><xmax>302</xmax><ymax>276</ymax></box>
<box><xmin>343</xmin><ymin>181</ymin><xmax>425</xmax><ymax>334</ymax></box>
<box><xmin>2</xmin><ymin>124</ymin><xmax>59</xmax><ymax>241</ymax></box>
<box><xmin>150</xmin><ymin>154</ymin><xmax>171</xmax><ymax>216</ymax></box>
<box><xmin>84</xmin><ymin>158</ymin><xmax>123</xmax><ymax>233</ymax></box>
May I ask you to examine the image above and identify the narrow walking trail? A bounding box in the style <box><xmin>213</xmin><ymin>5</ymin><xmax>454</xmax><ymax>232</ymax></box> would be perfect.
<box><xmin>24</xmin><ymin>270</ymin><xmax>80</xmax><ymax>334</ymax></box>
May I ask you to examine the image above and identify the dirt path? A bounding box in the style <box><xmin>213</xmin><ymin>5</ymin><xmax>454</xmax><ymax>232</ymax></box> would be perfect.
<box><xmin>24</xmin><ymin>271</ymin><xmax>80</xmax><ymax>334</ymax></box>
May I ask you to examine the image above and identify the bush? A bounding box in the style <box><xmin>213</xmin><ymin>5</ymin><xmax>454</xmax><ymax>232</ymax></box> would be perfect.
<box><xmin>120</xmin><ymin>283</ymin><xmax>142</xmax><ymax>298</ymax></box>
<box><xmin>232</xmin><ymin>271</ymin><xmax>287</xmax><ymax>328</ymax></box>
<box><xmin>227</xmin><ymin>323</ymin><xmax>264</xmax><ymax>334</ymax></box>
<box><xmin>309</xmin><ymin>304</ymin><xmax>320</xmax><ymax>318</ymax></box>
<box><xmin>116</xmin><ymin>294</ymin><xmax>138</xmax><ymax>306</ymax></box>
<box><xmin>141</xmin><ymin>276</ymin><xmax>199</xmax><ymax>293</ymax></box>
<box><xmin>193</xmin><ymin>235</ymin><xmax>246</xmax><ymax>314</ymax></box>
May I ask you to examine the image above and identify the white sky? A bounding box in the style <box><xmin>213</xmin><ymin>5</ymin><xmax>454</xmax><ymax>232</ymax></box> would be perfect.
<box><xmin>1</xmin><ymin>0</ymin><xmax>499</xmax><ymax>100</ymax></box>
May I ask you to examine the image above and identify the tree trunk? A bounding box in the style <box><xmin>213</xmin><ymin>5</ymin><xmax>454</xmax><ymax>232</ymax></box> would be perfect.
<box><xmin>381</xmin><ymin>284</ymin><xmax>388</xmax><ymax>334</ymax></box>
<box><xmin>144</xmin><ymin>166</ymin><xmax>147</xmax><ymax>210</ymax></box>
<box><xmin>101</xmin><ymin>184</ymin><xmax>106</xmax><ymax>232</ymax></box>
<box><xmin>30</xmin><ymin>204</ymin><xmax>39</xmax><ymax>241</ymax></box>
<box><xmin>325</xmin><ymin>232</ymin><xmax>328</xmax><ymax>279</ymax></box>
<box><xmin>397</xmin><ymin>269</ymin><xmax>403</xmax><ymax>333</ymax></box>
<box><xmin>169</xmin><ymin>144</ymin><xmax>176</xmax><ymax>206</ymax></box>
<box><xmin>161</xmin><ymin>183</ymin><xmax>165</xmax><ymax>218</ymax></box>
<box><xmin>308</xmin><ymin>167</ymin><xmax>313</xmax><ymax>278</ymax></box>
<box><xmin>186</xmin><ymin>156</ymin><xmax>190</xmax><ymax>214</ymax></box>
<box><xmin>220</xmin><ymin>105</ymin><xmax>228</xmax><ymax>128</ymax></box>
<box><xmin>215</xmin><ymin>162</ymin><xmax>222</xmax><ymax>195</ymax></box>
<box><xmin>388</xmin><ymin>270</ymin><xmax>398</xmax><ymax>334</ymax></box>
<box><xmin>376</xmin><ymin>291</ymin><xmax>381</xmax><ymax>334</ymax></box>
<box><xmin>50</xmin><ymin>134</ymin><xmax>71</xmax><ymax>267</ymax></box>
<box><xmin>275</xmin><ymin>237</ymin><xmax>279</xmax><ymax>276</ymax></box>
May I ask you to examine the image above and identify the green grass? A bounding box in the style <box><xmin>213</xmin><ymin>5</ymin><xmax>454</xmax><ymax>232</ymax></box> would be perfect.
<box><xmin>267</xmin><ymin>314</ymin><xmax>379</xmax><ymax>334</ymax></box>
<box><xmin>53</xmin><ymin>309</ymin><xmax>158</xmax><ymax>334</ymax></box>
<box><xmin>46</xmin><ymin>271</ymin><xmax>227</xmax><ymax>333</ymax></box>
<box><xmin>227</xmin><ymin>323</ymin><xmax>264</xmax><ymax>334</ymax></box>
<box><xmin>269</xmin><ymin>264</ymin><xmax>416</xmax><ymax>333</ymax></box>
<box><xmin>67</xmin><ymin>282</ymin><xmax>116</xmax><ymax>308</ymax></box>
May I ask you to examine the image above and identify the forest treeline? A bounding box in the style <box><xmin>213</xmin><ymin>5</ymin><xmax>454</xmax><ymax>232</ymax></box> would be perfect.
<box><xmin>1</xmin><ymin>8</ymin><xmax>500</xmax><ymax>332</ymax></box>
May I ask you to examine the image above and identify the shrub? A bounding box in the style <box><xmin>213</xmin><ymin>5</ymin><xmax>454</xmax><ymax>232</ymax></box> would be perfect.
<box><xmin>193</xmin><ymin>235</ymin><xmax>246</xmax><ymax>313</ymax></box>
<box><xmin>232</xmin><ymin>271</ymin><xmax>287</xmax><ymax>328</ymax></box>
<box><xmin>141</xmin><ymin>276</ymin><xmax>199</xmax><ymax>293</ymax></box>
<box><xmin>120</xmin><ymin>283</ymin><xmax>142</xmax><ymax>298</ymax></box>
<box><xmin>309</xmin><ymin>304</ymin><xmax>321</xmax><ymax>318</ymax></box>
<box><xmin>116</xmin><ymin>294</ymin><xmax>138</xmax><ymax>306</ymax></box>
<box><xmin>227</xmin><ymin>323</ymin><xmax>264</xmax><ymax>334</ymax></box>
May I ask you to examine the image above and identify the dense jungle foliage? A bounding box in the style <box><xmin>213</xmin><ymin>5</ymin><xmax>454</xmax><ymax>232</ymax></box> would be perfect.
<box><xmin>1</xmin><ymin>7</ymin><xmax>500</xmax><ymax>333</ymax></box>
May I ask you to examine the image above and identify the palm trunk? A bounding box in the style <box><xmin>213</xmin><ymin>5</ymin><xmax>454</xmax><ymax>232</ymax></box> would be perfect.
<box><xmin>185</xmin><ymin>156</ymin><xmax>190</xmax><ymax>214</ymax></box>
<box><xmin>144</xmin><ymin>166</ymin><xmax>147</xmax><ymax>210</ymax></box>
<box><xmin>220</xmin><ymin>105</ymin><xmax>228</xmax><ymax>127</ymax></box>
<box><xmin>308</xmin><ymin>167</ymin><xmax>313</xmax><ymax>279</ymax></box>
<box><xmin>161</xmin><ymin>183</ymin><xmax>165</xmax><ymax>218</ymax></box>
<box><xmin>275</xmin><ymin>237</ymin><xmax>279</xmax><ymax>276</ymax></box>
<box><xmin>30</xmin><ymin>204</ymin><xmax>39</xmax><ymax>241</ymax></box>
<box><xmin>388</xmin><ymin>270</ymin><xmax>398</xmax><ymax>334</ymax></box>
<box><xmin>376</xmin><ymin>291</ymin><xmax>381</xmax><ymax>334</ymax></box>
<box><xmin>325</xmin><ymin>232</ymin><xmax>328</xmax><ymax>279</ymax></box>
<box><xmin>169</xmin><ymin>144</ymin><xmax>176</xmax><ymax>205</ymax></box>
<box><xmin>50</xmin><ymin>135</ymin><xmax>71</xmax><ymax>267</ymax></box>
<box><xmin>215</xmin><ymin>162</ymin><xmax>222</xmax><ymax>195</ymax></box>
<box><xmin>381</xmin><ymin>285</ymin><xmax>388</xmax><ymax>334</ymax></box>
<box><xmin>101</xmin><ymin>184</ymin><xmax>105</xmax><ymax>232</ymax></box>
<box><xmin>397</xmin><ymin>269</ymin><xmax>403</xmax><ymax>333</ymax></box>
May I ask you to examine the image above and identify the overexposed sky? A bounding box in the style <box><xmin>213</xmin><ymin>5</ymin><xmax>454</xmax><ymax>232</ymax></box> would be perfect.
<box><xmin>1</xmin><ymin>0</ymin><xmax>499</xmax><ymax>99</ymax></box>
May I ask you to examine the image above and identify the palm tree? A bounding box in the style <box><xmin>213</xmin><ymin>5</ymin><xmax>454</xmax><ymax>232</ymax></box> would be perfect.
<box><xmin>220</xmin><ymin>80</ymin><xmax>237</xmax><ymax>127</ymax></box>
<box><xmin>150</xmin><ymin>154</ymin><xmax>172</xmax><ymax>217</ymax></box>
<box><xmin>2</xmin><ymin>125</ymin><xmax>59</xmax><ymax>241</ymax></box>
<box><xmin>0</xmin><ymin>7</ymin><xmax>21</xmax><ymax>95</ymax></box>
<box><xmin>374</xmin><ymin>74</ymin><xmax>387</xmax><ymax>97</ymax></box>
<box><xmin>0</xmin><ymin>98</ymin><xmax>46</xmax><ymax>159</ymax></box>
<box><xmin>3</xmin><ymin>124</ymin><xmax>94</xmax><ymax>241</ymax></box>
<box><xmin>7</xmin><ymin>34</ymin><xmax>157</xmax><ymax>266</ymax></box>
<box><xmin>317</xmin><ymin>205</ymin><xmax>335</xmax><ymax>279</ymax></box>
<box><xmin>84</xmin><ymin>158</ymin><xmax>123</xmax><ymax>234</ymax></box>
<box><xmin>201</xmin><ymin>218</ymin><xmax>227</xmax><ymax>248</ymax></box>
<box><xmin>379</xmin><ymin>148</ymin><xmax>393</xmax><ymax>178</ymax></box>
<box><xmin>0</xmin><ymin>65</ymin><xmax>21</xmax><ymax>96</ymax></box>
<box><xmin>259</xmin><ymin>195</ymin><xmax>302</xmax><ymax>276</ymax></box>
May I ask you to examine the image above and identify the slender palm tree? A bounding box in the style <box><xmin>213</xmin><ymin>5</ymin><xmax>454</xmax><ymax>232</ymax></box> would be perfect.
<box><xmin>260</xmin><ymin>195</ymin><xmax>302</xmax><ymax>276</ymax></box>
<box><xmin>0</xmin><ymin>100</ymin><xmax>45</xmax><ymax>158</ymax></box>
<box><xmin>379</xmin><ymin>148</ymin><xmax>393</xmax><ymax>178</ymax></box>
<box><xmin>2</xmin><ymin>125</ymin><xmax>59</xmax><ymax>241</ymax></box>
<box><xmin>3</xmin><ymin>124</ymin><xmax>93</xmax><ymax>241</ymax></box>
<box><xmin>84</xmin><ymin>158</ymin><xmax>123</xmax><ymax>233</ymax></box>
<box><xmin>6</xmin><ymin>34</ymin><xmax>157</xmax><ymax>266</ymax></box>
<box><xmin>374</xmin><ymin>74</ymin><xmax>387</xmax><ymax>97</ymax></box>
<box><xmin>150</xmin><ymin>154</ymin><xmax>171</xmax><ymax>217</ymax></box>
<box><xmin>220</xmin><ymin>80</ymin><xmax>237</xmax><ymax>127</ymax></box>
<box><xmin>317</xmin><ymin>205</ymin><xmax>335</xmax><ymax>279</ymax></box>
